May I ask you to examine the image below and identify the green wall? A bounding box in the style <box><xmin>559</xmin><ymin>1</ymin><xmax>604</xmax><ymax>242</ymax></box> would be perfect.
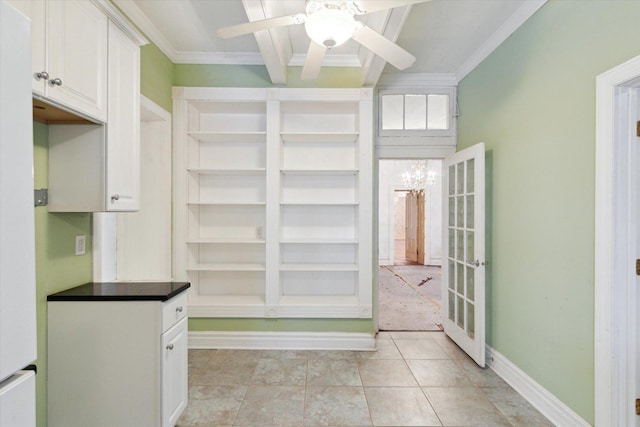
<box><xmin>140</xmin><ymin>43</ymin><xmax>174</xmax><ymax>112</ymax></box>
<box><xmin>174</xmin><ymin>64</ymin><xmax>363</xmax><ymax>88</ymax></box>
<box><xmin>456</xmin><ymin>1</ymin><xmax>640</xmax><ymax>423</ymax></box>
<box><xmin>33</xmin><ymin>122</ymin><xmax>93</xmax><ymax>426</ymax></box>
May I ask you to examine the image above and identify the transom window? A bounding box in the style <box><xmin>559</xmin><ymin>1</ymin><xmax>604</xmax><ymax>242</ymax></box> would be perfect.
<box><xmin>378</xmin><ymin>88</ymin><xmax>455</xmax><ymax>139</ymax></box>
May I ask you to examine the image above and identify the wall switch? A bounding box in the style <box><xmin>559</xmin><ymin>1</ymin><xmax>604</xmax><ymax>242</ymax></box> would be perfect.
<box><xmin>75</xmin><ymin>235</ymin><xmax>86</xmax><ymax>256</ymax></box>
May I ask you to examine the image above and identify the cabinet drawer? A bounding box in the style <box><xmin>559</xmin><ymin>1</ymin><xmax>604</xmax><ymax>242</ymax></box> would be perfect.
<box><xmin>162</xmin><ymin>292</ymin><xmax>188</xmax><ymax>332</ymax></box>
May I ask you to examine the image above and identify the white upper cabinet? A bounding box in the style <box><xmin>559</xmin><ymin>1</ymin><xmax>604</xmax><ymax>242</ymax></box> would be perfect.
<box><xmin>106</xmin><ymin>20</ymin><xmax>140</xmax><ymax>211</ymax></box>
<box><xmin>32</xmin><ymin>0</ymin><xmax>108</xmax><ymax>122</ymax></box>
<box><xmin>45</xmin><ymin>1</ymin><xmax>147</xmax><ymax>212</ymax></box>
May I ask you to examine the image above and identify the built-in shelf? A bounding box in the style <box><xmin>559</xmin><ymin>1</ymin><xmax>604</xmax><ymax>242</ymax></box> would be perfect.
<box><xmin>187</xmin><ymin>263</ymin><xmax>265</xmax><ymax>272</ymax></box>
<box><xmin>280</xmin><ymin>132</ymin><xmax>359</xmax><ymax>143</ymax></box>
<box><xmin>173</xmin><ymin>87</ymin><xmax>372</xmax><ymax>318</ymax></box>
<box><xmin>280</xmin><ymin>263</ymin><xmax>358</xmax><ymax>272</ymax></box>
<box><xmin>188</xmin><ymin>168</ymin><xmax>266</xmax><ymax>175</ymax></box>
<box><xmin>188</xmin><ymin>131</ymin><xmax>266</xmax><ymax>143</ymax></box>
<box><xmin>187</xmin><ymin>238</ymin><xmax>265</xmax><ymax>244</ymax></box>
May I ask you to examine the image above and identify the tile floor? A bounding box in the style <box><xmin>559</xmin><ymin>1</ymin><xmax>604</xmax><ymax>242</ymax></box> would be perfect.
<box><xmin>178</xmin><ymin>331</ymin><xmax>553</xmax><ymax>427</ymax></box>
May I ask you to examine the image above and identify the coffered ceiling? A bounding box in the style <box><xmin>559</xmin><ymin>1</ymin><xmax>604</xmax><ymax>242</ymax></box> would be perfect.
<box><xmin>114</xmin><ymin>0</ymin><xmax>547</xmax><ymax>85</ymax></box>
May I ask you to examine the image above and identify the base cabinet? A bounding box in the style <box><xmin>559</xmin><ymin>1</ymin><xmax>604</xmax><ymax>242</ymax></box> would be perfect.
<box><xmin>47</xmin><ymin>291</ymin><xmax>188</xmax><ymax>427</ymax></box>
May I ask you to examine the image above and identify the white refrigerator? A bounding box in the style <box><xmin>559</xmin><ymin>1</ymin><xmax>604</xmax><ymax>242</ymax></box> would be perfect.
<box><xmin>0</xmin><ymin>1</ymin><xmax>37</xmax><ymax>426</ymax></box>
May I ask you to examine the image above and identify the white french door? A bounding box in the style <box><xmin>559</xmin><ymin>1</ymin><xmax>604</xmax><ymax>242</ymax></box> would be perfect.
<box><xmin>442</xmin><ymin>142</ymin><xmax>486</xmax><ymax>367</ymax></box>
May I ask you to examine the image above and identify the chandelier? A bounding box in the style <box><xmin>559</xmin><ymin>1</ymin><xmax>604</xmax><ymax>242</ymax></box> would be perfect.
<box><xmin>401</xmin><ymin>161</ymin><xmax>437</xmax><ymax>192</ymax></box>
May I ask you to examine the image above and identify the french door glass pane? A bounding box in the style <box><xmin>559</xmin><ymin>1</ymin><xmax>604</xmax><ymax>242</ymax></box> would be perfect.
<box><xmin>456</xmin><ymin>230</ymin><xmax>464</xmax><ymax>261</ymax></box>
<box><xmin>466</xmin><ymin>158</ymin><xmax>475</xmax><ymax>192</ymax></box>
<box><xmin>467</xmin><ymin>231</ymin><xmax>474</xmax><ymax>262</ymax></box>
<box><xmin>448</xmin><ymin>291</ymin><xmax>455</xmax><ymax>321</ymax></box>
<box><xmin>456</xmin><ymin>195</ymin><xmax>464</xmax><ymax>227</ymax></box>
<box><xmin>457</xmin><ymin>296</ymin><xmax>465</xmax><ymax>328</ymax></box>
<box><xmin>466</xmin><ymin>195</ymin><xmax>474</xmax><ymax>229</ymax></box>
<box><xmin>467</xmin><ymin>301</ymin><xmax>475</xmax><ymax>338</ymax></box>
<box><xmin>448</xmin><ymin>260</ymin><xmax>455</xmax><ymax>289</ymax></box>
<box><xmin>449</xmin><ymin>197</ymin><xmax>455</xmax><ymax>225</ymax></box>
<box><xmin>467</xmin><ymin>266</ymin><xmax>475</xmax><ymax>301</ymax></box>
<box><xmin>456</xmin><ymin>262</ymin><xmax>464</xmax><ymax>294</ymax></box>
<box><xmin>448</xmin><ymin>229</ymin><xmax>455</xmax><ymax>258</ymax></box>
<box><xmin>457</xmin><ymin>163</ymin><xmax>464</xmax><ymax>194</ymax></box>
<box><xmin>449</xmin><ymin>165</ymin><xmax>455</xmax><ymax>195</ymax></box>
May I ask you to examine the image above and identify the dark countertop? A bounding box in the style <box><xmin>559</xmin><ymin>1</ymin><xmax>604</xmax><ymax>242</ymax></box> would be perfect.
<box><xmin>47</xmin><ymin>282</ymin><xmax>190</xmax><ymax>302</ymax></box>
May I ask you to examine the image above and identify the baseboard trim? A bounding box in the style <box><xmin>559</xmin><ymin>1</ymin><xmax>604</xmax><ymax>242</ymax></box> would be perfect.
<box><xmin>486</xmin><ymin>346</ymin><xmax>591</xmax><ymax>426</ymax></box>
<box><xmin>189</xmin><ymin>331</ymin><xmax>376</xmax><ymax>351</ymax></box>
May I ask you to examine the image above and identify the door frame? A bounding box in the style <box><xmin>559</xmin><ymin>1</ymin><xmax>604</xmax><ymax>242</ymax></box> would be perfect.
<box><xmin>594</xmin><ymin>54</ymin><xmax>640</xmax><ymax>426</ymax></box>
<box><xmin>375</xmin><ymin>147</ymin><xmax>455</xmax><ymax>332</ymax></box>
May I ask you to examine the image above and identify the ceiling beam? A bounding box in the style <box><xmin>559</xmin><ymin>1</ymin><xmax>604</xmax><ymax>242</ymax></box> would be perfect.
<box><xmin>241</xmin><ymin>0</ymin><xmax>291</xmax><ymax>84</ymax></box>
<box><xmin>360</xmin><ymin>5</ymin><xmax>413</xmax><ymax>87</ymax></box>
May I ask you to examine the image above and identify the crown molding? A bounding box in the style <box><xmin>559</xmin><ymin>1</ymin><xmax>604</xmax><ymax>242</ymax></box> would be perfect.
<box><xmin>377</xmin><ymin>72</ymin><xmax>458</xmax><ymax>87</ymax></box>
<box><xmin>112</xmin><ymin>0</ymin><xmax>178</xmax><ymax>61</ymax></box>
<box><xmin>93</xmin><ymin>0</ymin><xmax>148</xmax><ymax>45</ymax></box>
<box><xmin>455</xmin><ymin>0</ymin><xmax>548</xmax><ymax>82</ymax></box>
<box><xmin>175</xmin><ymin>51</ymin><xmax>266</xmax><ymax>65</ymax></box>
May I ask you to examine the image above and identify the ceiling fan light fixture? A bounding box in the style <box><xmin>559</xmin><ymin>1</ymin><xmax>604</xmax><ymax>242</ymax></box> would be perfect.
<box><xmin>304</xmin><ymin>4</ymin><xmax>357</xmax><ymax>48</ymax></box>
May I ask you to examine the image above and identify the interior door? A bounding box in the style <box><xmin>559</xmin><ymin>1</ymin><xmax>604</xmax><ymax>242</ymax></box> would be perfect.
<box><xmin>442</xmin><ymin>143</ymin><xmax>486</xmax><ymax>367</ymax></box>
<box><xmin>405</xmin><ymin>191</ymin><xmax>418</xmax><ymax>262</ymax></box>
<box><xmin>417</xmin><ymin>191</ymin><xmax>425</xmax><ymax>264</ymax></box>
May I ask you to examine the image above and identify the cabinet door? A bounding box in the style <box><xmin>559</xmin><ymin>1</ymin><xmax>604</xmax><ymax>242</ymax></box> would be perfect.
<box><xmin>161</xmin><ymin>317</ymin><xmax>188</xmax><ymax>427</ymax></box>
<box><xmin>46</xmin><ymin>0</ymin><xmax>108</xmax><ymax>121</ymax></box>
<box><xmin>106</xmin><ymin>21</ymin><xmax>140</xmax><ymax>211</ymax></box>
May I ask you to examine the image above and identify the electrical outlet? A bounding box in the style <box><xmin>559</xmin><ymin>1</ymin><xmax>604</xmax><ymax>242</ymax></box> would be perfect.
<box><xmin>256</xmin><ymin>226</ymin><xmax>263</xmax><ymax>239</ymax></box>
<box><xmin>75</xmin><ymin>235</ymin><xmax>86</xmax><ymax>256</ymax></box>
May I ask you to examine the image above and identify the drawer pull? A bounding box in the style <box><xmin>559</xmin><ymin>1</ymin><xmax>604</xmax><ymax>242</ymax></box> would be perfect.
<box><xmin>166</xmin><ymin>343</ymin><xmax>174</xmax><ymax>351</ymax></box>
<box><xmin>176</xmin><ymin>306</ymin><xmax>183</xmax><ymax>313</ymax></box>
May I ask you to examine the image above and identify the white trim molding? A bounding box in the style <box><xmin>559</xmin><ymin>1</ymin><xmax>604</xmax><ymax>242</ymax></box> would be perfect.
<box><xmin>487</xmin><ymin>346</ymin><xmax>591</xmax><ymax>427</ymax></box>
<box><xmin>189</xmin><ymin>331</ymin><xmax>376</xmax><ymax>351</ymax></box>
<box><xmin>594</xmin><ymin>53</ymin><xmax>640</xmax><ymax>427</ymax></box>
<box><xmin>377</xmin><ymin>73</ymin><xmax>458</xmax><ymax>87</ymax></box>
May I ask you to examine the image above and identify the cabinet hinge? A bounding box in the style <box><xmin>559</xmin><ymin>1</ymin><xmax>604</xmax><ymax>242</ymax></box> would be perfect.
<box><xmin>636</xmin><ymin>259</ymin><xmax>640</xmax><ymax>276</ymax></box>
<box><xmin>636</xmin><ymin>121</ymin><xmax>640</xmax><ymax>137</ymax></box>
<box><xmin>636</xmin><ymin>398</ymin><xmax>640</xmax><ymax>415</ymax></box>
<box><xmin>34</xmin><ymin>188</ymin><xmax>48</xmax><ymax>207</ymax></box>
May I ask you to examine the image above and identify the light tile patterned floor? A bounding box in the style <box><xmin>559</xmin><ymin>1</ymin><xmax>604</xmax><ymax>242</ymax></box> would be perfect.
<box><xmin>178</xmin><ymin>331</ymin><xmax>554</xmax><ymax>427</ymax></box>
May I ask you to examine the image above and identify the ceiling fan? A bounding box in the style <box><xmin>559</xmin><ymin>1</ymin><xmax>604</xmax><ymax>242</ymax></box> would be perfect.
<box><xmin>217</xmin><ymin>0</ymin><xmax>429</xmax><ymax>80</ymax></box>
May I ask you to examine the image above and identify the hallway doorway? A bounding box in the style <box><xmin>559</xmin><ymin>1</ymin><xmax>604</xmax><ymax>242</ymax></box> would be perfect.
<box><xmin>378</xmin><ymin>159</ymin><xmax>443</xmax><ymax>331</ymax></box>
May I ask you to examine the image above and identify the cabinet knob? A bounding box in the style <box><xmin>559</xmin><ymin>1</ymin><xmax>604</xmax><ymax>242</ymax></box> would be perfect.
<box><xmin>49</xmin><ymin>77</ymin><xmax>63</xmax><ymax>86</ymax></box>
<box><xmin>35</xmin><ymin>71</ymin><xmax>49</xmax><ymax>81</ymax></box>
<box><xmin>166</xmin><ymin>343</ymin><xmax>174</xmax><ymax>351</ymax></box>
<box><xmin>176</xmin><ymin>306</ymin><xmax>183</xmax><ymax>313</ymax></box>
<box><xmin>110</xmin><ymin>194</ymin><xmax>120</xmax><ymax>202</ymax></box>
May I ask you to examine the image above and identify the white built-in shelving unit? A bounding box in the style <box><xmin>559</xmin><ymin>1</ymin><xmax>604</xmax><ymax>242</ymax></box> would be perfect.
<box><xmin>173</xmin><ymin>87</ymin><xmax>373</xmax><ymax>318</ymax></box>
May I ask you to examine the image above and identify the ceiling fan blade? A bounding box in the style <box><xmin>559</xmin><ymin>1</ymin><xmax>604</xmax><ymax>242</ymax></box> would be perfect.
<box><xmin>353</xmin><ymin>0</ymin><xmax>430</xmax><ymax>15</ymax></box>
<box><xmin>352</xmin><ymin>24</ymin><xmax>416</xmax><ymax>70</ymax></box>
<box><xmin>217</xmin><ymin>13</ymin><xmax>305</xmax><ymax>39</ymax></box>
<box><xmin>301</xmin><ymin>42</ymin><xmax>327</xmax><ymax>80</ymax></box>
